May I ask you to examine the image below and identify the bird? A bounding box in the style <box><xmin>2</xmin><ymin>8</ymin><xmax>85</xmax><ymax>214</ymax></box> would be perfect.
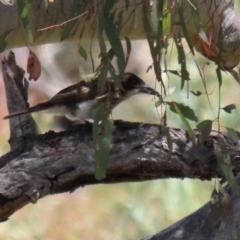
<box><xmin>3</xmin><ymin>72</ymin><xmax>160</xmax><ymax>122</ymax></box>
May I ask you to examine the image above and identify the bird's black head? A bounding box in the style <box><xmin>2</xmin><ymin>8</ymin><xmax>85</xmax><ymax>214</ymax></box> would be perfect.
<box><xmin>121</xmin><ymin>72</ymin><xmax>160</xmax><ymax>97</ymax></box>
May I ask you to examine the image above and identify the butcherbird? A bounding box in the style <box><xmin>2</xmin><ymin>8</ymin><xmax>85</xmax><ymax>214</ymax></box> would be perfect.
<box><xmin>3</xmin><ymin>72</ymin><xmax>160</xmax><ymax>122</ymax></box>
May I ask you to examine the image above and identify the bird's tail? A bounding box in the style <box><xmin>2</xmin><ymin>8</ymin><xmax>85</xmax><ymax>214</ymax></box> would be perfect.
<box><xmin>3</xmin><ymin>103</ymin><xmax>51</xmax><ymax>119</ymax></box>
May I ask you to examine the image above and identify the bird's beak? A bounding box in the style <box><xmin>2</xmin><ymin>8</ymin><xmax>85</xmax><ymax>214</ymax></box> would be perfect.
<box><xmin>137</xmin><ymin>84</ymin><xmax>160</xmax><ymax>97</ymax></box>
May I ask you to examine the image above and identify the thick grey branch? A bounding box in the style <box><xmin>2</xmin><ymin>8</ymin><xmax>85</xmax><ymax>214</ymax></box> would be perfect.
<box><xmin>0</xmin><ymin>121</ymin><xmax>240</xmax><ymax>222</ymax></box>
<box><xmin>144</xmin><ymin>176</ymin><xmax>240</xmax><ymax>240</ymax></box>
<box><xmin>2</xmin><ymin>51</ymin><xmax>37</xmax><ymax>150</ymax></box>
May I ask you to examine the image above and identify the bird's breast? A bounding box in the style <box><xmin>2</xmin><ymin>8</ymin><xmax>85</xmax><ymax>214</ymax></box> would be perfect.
<box><xmin>66</xmin><ymin>100</ymin><xmax>94</xmax><ymax>121</ymax></box>
<box><xmin>46</xmin><ymin>101</ymin><xmax>94</xmax><ymax>122</ymax></box>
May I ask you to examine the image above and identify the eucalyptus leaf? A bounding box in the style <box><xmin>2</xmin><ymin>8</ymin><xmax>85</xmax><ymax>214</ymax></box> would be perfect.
<box><xmin>168</xmin><ymin>101</ymin><xmax>196</xmax><ymax>145</ymax></box>
<box><xmin>94</xmin><ymin>120</ymin><xmax>114</xmax><ymax>180</ymax></box>
<box><xmin>196</xmin><ymin>120</ymin><xmax>212</xmax><ymax>144</ymax></box>
<box><xmin>61</xmin><ymin>21</ymin><xmax>77</xmax><ymax>42</ymax></box>
<box><xmin>104</xmin><ymin>18</ymin><xmax>126</xmax><ymax>76</ymax></box>
<box><xmin>174</xmin><ymin>36</ymin><xmax>188</xmax><ymax>89</ymax></box>
<box><xmin>221</xmin><ymin>104</ymin><xmax>236</xmax><ymax>114</ymax></box>
<box><xmin>217</xmin><ymin>138</ymin><xmax>240</xmax><ymax>197</ymax></box>
<box><xmin>0</xmin><ymin>36</ymin><xmax>7</xmax><ymax>52</ymax></box>
<box><xmin>226</xmin><ymin>128</ymin><xmax>240</xmax><ymax>142</ymax></box>
<box><xmin>191</xmin><ymin>90</ymin><xmax>203</xmax><ymax>96</ymax></box>
<box><xmin>78</xmin><ymin>45</ymin><xmax>87</xmax><ymax>60</ymax></box>
<box><xmin>167</xmin><ymin>101</ymin><xmax>198</xmax><ymax>122</ymax></box>
<box><xmin>177</xmin><ymin>0</ymin><xmax>194</xmax><ymax>55</ymax></box>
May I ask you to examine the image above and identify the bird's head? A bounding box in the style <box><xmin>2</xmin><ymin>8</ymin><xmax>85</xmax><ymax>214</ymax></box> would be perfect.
<box><xmin>121</xmin><ymin>73</ymin><xmax>160</xmax><ymax>98</ymax></box>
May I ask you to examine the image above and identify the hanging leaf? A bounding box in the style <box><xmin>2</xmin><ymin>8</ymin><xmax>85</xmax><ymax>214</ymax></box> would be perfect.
<box><xmin>226</xmin><ymin>128</ymin><xmax>240</xmax><ymax>142</ymax></box>
<box><xmin>61</xmin><ymin>1</ymin><xmax>89</xmax><ymax>41</ymax></box>
<box><xmin>166</xmin><ymin>101</ymin><xmax>198</xmax><ymax>122</ymax></box>
<box><xmin>0</xmin><ymin>36</ymin><xmax>7</xmax><ymax>52</ymax></box>
<box><xmin>217</xmin><ymin>137</ymin><xmax>240</xmax><ymax>197</ymax></box>
<box><xmin>210</xmin><ymin>189</ymin><xmax>224</xmax><ymax>228</ymax></box>
<box><xmin>162</xmin><ymin>0</ymin><xmax>171</xmax><ymax>36</ymax></box>
<box><xmin>0</xmin><ymin>29</ymin><xmax>13</xmax><ymax>52</ymax></box>
<box><xmin>191</xmin><ymin>90</ymin><xmax>203</xmax><ymax>96</ymax></box>
<box><xmin>219</xmin><ymin>182</ymin><xmax>233</xmax><ymax>214</ymax></box>
<box><xmin>78</xmin><ymin>45</ymin><xmax>87</xmax><ymax>60</ymax></box>
<box><xmin>155</xmin><ymin>99</ymin><xmax>162</xmax><ymax>108</ymax></box>
<box><xmin>27</xmin><ymin>49</ymin><xmax>41</xmax><ymax>81</ymax></box>
<box><xmin>17</xmin><ymin>0</ymin><xmax>33</xmax><ymax>42</ymax></box>
<box><xmin>190</xmin><ymin>0</ymin><xmax>202</xmax><ymax>33</ymax></box>
<box><xmin>174</xmin><ymin>36</ymin><xmax>188</xmax><ymax>89</ymax></box>
<box><xmin>196</xmin><ymin>120</ymin><xmax>212</xmax><ymax>144</ymax></box>
<box><xmin>142</xmin><ymin>0</ymin><xmax>165</xmax><ymax>94</ymax></box>
<box><xmin>93</xmin><ymin>102</ymin><xmax>114</xmax><ymax>180</ymax></box>
<box><xmin>94</xmin><ymin>120</ymin><xmax>114</xmax><ymax>180</ymax></box>
<box><xmin>104</xmin><ymin>17</ymin><xmax>126</xmax><ymax>76</ymax></box>
<box><xmin>164</xmin><ymin>70</ymin><xmax>181</xmax><ymax>77</ymax></box>
<box><xmin>168</xmin><ymin>101</ymin><xmax>196</xmax><ymax>145</ymax></box>
<box><xmin>20</xmin><ymin>1</ymin><xmax>32</xmax><ymax>18</ymax></box>
<box><xmin>177</xmin><ymin>0</ymin><xmax>194</xmax><ymax>55</ymax></box>
<box><xmin>221</xmin><ymin>104</ymin><xmax>236</xmax><ymax>114</ymax></box>
<box><xmin>125</xmin><ymin>36</ymin><xmax>131</xmax><ymax>67</ymax></box>
<box><xmin>61</xmin><ymin>21</ymin><xmax>78</xmax><ymax>42</ymax></box>
<box><xmin>216</xmin><ymin>66</ymin><xmax>222</xmax><ymax>88</ymax></box>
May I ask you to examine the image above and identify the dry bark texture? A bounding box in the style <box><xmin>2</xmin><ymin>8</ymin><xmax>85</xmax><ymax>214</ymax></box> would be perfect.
<box><xmin>1</xmin><ymin>51</ymin><xmax>240</xmax><ymax>240</ymax></box>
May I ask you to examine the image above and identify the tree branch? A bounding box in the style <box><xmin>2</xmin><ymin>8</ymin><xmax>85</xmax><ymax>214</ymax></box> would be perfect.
<box><xmin>143</xmin><ymin>175</ymin><xmax>240</xmax><ymax>240</ymax></box>
<box><xmin>1</xmin><ymin>116</ymin><xmax>240</xmax><ymax>222</ymax></box>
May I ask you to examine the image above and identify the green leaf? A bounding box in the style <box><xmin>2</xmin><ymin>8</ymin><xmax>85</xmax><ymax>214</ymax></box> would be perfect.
<box><xmin>61</xmin><ymin>21</ymin><xmax>77</xmax><ymax>42</ymax></box>
<box><xmin>142</xmin><ymin>0</ymin><xmax>165</xmax><ymax>94</ymax></box>
<box><xmin>78</xmin><ymin>45</ymin><xmax>87</xmax><ymax>60</ymax></box>
<box><xmin>125</xmin><ymin>36</ymin><xmax>131</xmax><ymax>66</ymax></box>
<box><xmin>191</xmin><ymin>90</ymin><xmax>202</xmax><ymax>96</ymax></box>
<box><xmin>196</xmin><ymin>120</ymin><xmax>212</xmax><ymax>143</ymax></box>
<box><xmin>216</xmin><ymin>66</ymin><xmax>222</xmax><ymax>88</ymax></box>
<box><xmin>93</xmin><ymin>102</ymin><xmax>114</xmax><ymax>180</ymax></box>
<box><xmin>210</xmin><ymin>188</ymin><xmax>224</xmax><ymax>228</ymax></box>
<box><xmin>155</xmin><ymin>99</ymin><xmax>162</xmax><ymax>107</ymax></box>
<box><xmin>217</xmin><ymin>138</ymin><xmax>240</xmax><ymax>197</ymax></box>
<box><xmin>168</xmin><ymin>101</ymin><xmax>196</xmax><ymax>145</ymax></box>
<box><xmin>0</xmin><ymin>29</ymin><xmax>14</xmax><ymax>53</ymax></box>
<box><xmin>94</xmin><ymin>120</ymin><xmax>114</xmax><ymax>180</ymax></box>
<box><xmin>221</xmin><ymin>104</ymin><xmax>236</xmax><ymax>114</ymax></box>
<box><xmin>226</xmin><ymin>128</ymin><xmax>240</xmax><ymax>142</ymax></box>
<box><xmin>104</xmin><ymin>17</ymin><xmax>126</xmax><ymax>75</ymax></box>
<box><xmin>166</xmin><ymin>101</ymin><xmax>198</xmax><ymax>122</ymax></box>
<box><xmin>22</xmin><ymin>18</ymin><xmax>33</xmax><ymax>42</ymax></box>
<box><xmin>174</xmin><ymin>36</ymin><xmax>188</xmax><ymax>89</ymax></box>
<box><xmin>20</xmin><ymin>1</ymin><xmax>32</xmax><ymax>18</ymax></box>
<box><xmin>190</xmin><ymin>0</ymin><xmax>202</xmax><ymax>33</ymax></box>
<box><xmin>0</xmin><ymin>36</ymin><xmax>7</xmax><ymax>52</ymax></box>
<box><xmin>162</xmin><ymin>0</ymin><xmax>171</xmax><ymax>36</ymax></box>
<box><xmin>17</xmin><ymin>0</ymin><xmax>33</xmax><ymax>42</ymax></box>
<box><xmin>177</xmin><ymin>0</ymin><xmax>194</xmax><ymax>56</ymax></box>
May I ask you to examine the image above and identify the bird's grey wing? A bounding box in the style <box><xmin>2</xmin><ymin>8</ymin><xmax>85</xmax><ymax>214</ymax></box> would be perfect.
<box><xmin>55</xmin><ymin>80</ymin><xmax>87</xmax><ymax>95</ymax></box>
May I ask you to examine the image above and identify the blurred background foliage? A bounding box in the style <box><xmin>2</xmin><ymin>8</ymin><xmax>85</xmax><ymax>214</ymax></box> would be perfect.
<box><xmin>1</xmin><ymin>1</ymin><xmax>240</xmax><ymax>239</ymax></box>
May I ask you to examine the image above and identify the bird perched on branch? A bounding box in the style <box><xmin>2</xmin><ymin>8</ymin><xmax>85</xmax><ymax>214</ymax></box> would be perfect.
<box><xmin>3</xmin><ymin>72</ymin><xmax>160</xmax><ymax>122</ymax></box>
